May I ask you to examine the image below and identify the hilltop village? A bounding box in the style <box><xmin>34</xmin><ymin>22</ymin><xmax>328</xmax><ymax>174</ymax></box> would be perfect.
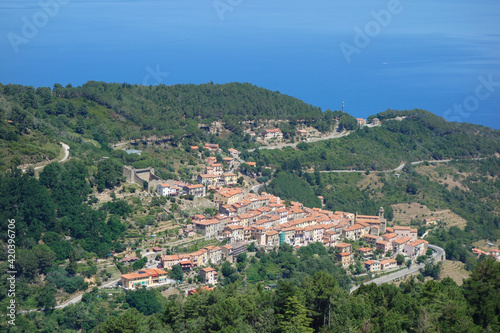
<box><xmin>118</xmin><ymin>127</ymin><xmax>432</xmax><ymax>290</ymax></box>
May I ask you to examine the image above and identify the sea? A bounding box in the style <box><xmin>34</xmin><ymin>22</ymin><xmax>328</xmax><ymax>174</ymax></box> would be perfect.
<box><xmin>1</xmin><ymin>0</ymin><xmax>499</xmax><ymax>129</ymax></box>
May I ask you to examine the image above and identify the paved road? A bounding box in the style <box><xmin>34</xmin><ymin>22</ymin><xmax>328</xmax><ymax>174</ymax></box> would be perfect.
<box><xmin>57</xmin><ymin>277</ymin><xmax>121</xmax><ymax>309</ymax></box>
<box><xmin>247</xmin><ymin>128</ymin><xmax>351</xmax><ymax>153</ymax></box>
<box><xmin>21</xmin><ymin>142</ymin><xmax>70</xmax><ymax>172</ymax></box>
<box><xmin>350</xmin><ymin>244</ymin><xmax>445</xmax><ymax>293</ymax></box>
<box><xmin>318</xmin><ymin>162</ymin><xmax>406</xmax><ymax>174</ymax></box>
<box><xmin>251</xmin><ymin>183</ymin><xmax>264</xmax><ymax>193</ymax></box>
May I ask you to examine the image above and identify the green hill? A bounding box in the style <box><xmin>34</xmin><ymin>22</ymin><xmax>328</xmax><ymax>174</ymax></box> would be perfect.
<box><xmin>0</xmin><ymin>81</ymin><xmax>351</xmax><ymax>170</ymax></box>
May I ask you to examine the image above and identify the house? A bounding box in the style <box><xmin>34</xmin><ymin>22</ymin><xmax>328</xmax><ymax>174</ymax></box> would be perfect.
<box><xmin>199</xmin><ymin>267</ymin><xmax>218</xmax><ymax>285</ymax></box>
<box><xmin>228</xmin><ymin>148</ymin><xmax>240</xmax><ymax>158</ymax></box>
<box><xmin>191</xmin><ymin>249</ymin><xmax>209</xmax><ymax>267</ymax></box>
<box><xmin>198</xmin><ymin>174</ymin><xmax>220</xmax><ymax>187</ymax></box>
<box><xmin>156</xmin><ymin>183</ymin><xmax>178</xmax><ymax>196</ymax></box>
<box><xmin>380</xmin><ymin>259</ymin><xmax>397</xmax><ymax>270</ymax></box>
<box><xmin>262</xmin><ymin>128</ymin><xmax>283</xmax><ymax>141</ymax></box>
<box><xmin>184</xmin><ymin>184</ymin><xmax>206</xmax><ymax>198</ymax></box>
<box><xmin>335</xmin><ymin>242</ymin><xmax>352</xmax><ymax>253</ymax></box>
<box><xmin>297</xmin><ymin>129</ymin><xmax>308</xmax><ymax>136</ymax></box>
<box><xmin>204</xmin><ymin>143</ymin><xmax>220</xmax><ymax>153</ymax></box>
<box><xmin>403</xmin><ymin>239</ymin><xmax>428</xmax><ymax>259</ymax></box>
<box><xmin>222</xmin><ymin>173</ymin><xmax>238</xmax><ymax>186</ymax></box>
<box><xmin>120</xmin><ymin>256</ymin><xmax>139</xmax><ymax>264</ymax></box>
<box><xmin>392</xmin><ymin>237</ymin><xmax>412</xmax><ymax>255</ymax></box>
<box><xmin>336</xmin><ymin>252</ymin><xmax>352</xmax><ymax>268</ymax></box>
<box><xmin>206</xmin><ymin>156</ymin><xmax>217</xmax><ymax>165</ymax></box>
<box><xmin>186</xmin><ymin>286</ymin><xmax>214</xmax><ymax>296</ymax></box>
<box><xmin>357</xmin><ymin>247</ymin><xmax>373</xmax><ymax>258</ymax></box>
<box><xmin>364</xmin><ymin>260</ymin><xmax>381</xmax><ymax>272</ymax></box>
<box><xmin>265</xmin><ymin>230</ymin><xmax>280</xmax><ymax>248</ymax></box>
<box><xmin>120</xmin><ymin>268</ymin><xmax>169</xmax><ymax>289</ymax></box>
<box><xmin>221</xmin><ymin>245</ymin><xmax>234</xmax><ymax>262</ymax></box>
<box><xmin>375</xmin><ymin>240</ymin><xmax>391</xmax><ymax>254</ymax></box>
<box><xmin>356</xmin><ymin>118</ymin><xmax>366</xmax><ymax>127</ymax></box>
<box><xmin>193</xmin><ymin>219</ymin><xmax>222</xmax><ymax>239</ymax></box>
<box><xmin>205</xmin><ymin>163</ymin><xmax>223</xmax><ymax>176</ymax></box>
<box><xmin>213</xmin><ymin>188</ymin><xmax>244</xmax><ymax>205</ymax></box>
<box><xmin>342</xmin><ymin>223</ymin><xmax>370</xmax><ymax>241</ymax></box>
<box><xmin>223</xmin><ymin>157</ymin><xmax>235</xmax><ymax>168</ymax></box>
<box><xmin>424</xmin><ymin>218</ymin><xmax>438</xmax><ymax>227</ymax></box>
<box><xmin>224</xmin><ymin>225</ymin><xmax>245</xmax><ymax>243</ymax></box>
<box><xmin>190</xmin><ymin>146</ymin><xmax>199</xmax><ymax>151</ymax></box>
<box><xmin>146</xmin><ymin>247</ymin><xmax>162</xmax><ymax>253</ymax></box>
<box><xmin>162</xmin><ymin>255</ymin><xmax>180</xmax><ymax>270</ymax></box>
<box><xmin>204</xmin><ymin>246</ymin><xmax>223</xmax><ymax>264</ymax></box>
<box><xmin>393</xmin><ymin>226</ymin><xmax>418</xmax><ymax>241</ymax></box>
<box><xmin>362</xmin><ymin>234</ymin><xmax>379</xmax><ymax>246</ymax></box>
<box><xmin>323</xmin><ymin>230</ymin><xmax>339</xmax><ymax>247</ymax></box>
<box><xmin>382</xmin><ymin>233</ymin><xmax>397</xmax><ymax>242</ymax></box>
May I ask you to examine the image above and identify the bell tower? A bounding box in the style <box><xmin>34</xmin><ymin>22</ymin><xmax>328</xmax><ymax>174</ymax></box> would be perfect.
<box><xmin>379</xmin><ymin>207</ymin><xmax>386</xmax><ymax>234</ymax></box>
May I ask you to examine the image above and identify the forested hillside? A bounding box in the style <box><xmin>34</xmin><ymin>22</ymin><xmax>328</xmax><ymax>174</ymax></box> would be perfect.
<box><xmin>246</xmin><ymin>109</ymin><xmax>500</xmax><ymax>172</ymax></box>
<box><xmin>0</xmin><ymin>82</ymin><xmax>352</xmax><ymax>170</ymax></box>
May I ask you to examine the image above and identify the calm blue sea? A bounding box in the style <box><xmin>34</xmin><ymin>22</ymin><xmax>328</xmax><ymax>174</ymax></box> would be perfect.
<box><xmin>1</xmin><ymin>0</ymin><xmax>499</xmax><ymax>129</ymax></box>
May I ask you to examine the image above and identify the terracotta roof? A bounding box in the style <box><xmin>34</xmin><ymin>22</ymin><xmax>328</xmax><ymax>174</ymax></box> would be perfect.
<box><xmin>393</xmin><ymin>237</ymin><xmax>412</xmax><ymax>245</ymax></box>
<box><xmin>121</xmin><ymin>268</ymin><xmax>168</xmax><ymax>280</ymax></box>
<box><xmin>357</xmin><ymin>247</ymin><xmax>372</xmax><ymax>252</ymax></box>
<box><xmin>200</xmin><ymin>267</ymin><xmax>217</xmax><ymax>273</ymax></box>
<box><xmin>380</xmin><ymin>259</ymin><xmax>397</xmax><ymax>265</ymax></box>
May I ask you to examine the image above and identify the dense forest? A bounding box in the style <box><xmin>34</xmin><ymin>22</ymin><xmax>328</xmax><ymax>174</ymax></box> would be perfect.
<box><xmin>3</xmin><ymin>254</ymin><xmax>498</xmax><ymax>332</ymax></box>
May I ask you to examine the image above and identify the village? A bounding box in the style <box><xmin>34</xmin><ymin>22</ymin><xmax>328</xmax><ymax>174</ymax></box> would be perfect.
<box><xmin>117</xmin><ymin>124</ymin><xmax>440</xmax><ymax>292</ymax></box>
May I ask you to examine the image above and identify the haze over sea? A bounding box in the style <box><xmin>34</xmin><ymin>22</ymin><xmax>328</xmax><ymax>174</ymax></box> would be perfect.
<box><xmin>1</xmin><ymin>0</ymin><xmax>499</xmax><ymax>129</ymax></box>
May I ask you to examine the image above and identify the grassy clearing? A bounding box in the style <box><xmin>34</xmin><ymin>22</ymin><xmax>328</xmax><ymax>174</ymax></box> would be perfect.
<box><xmin>391</xmin><ymin>202</ymin><xmax>467</xmax><ymax>230</ymax></box>
<box><xmin>440</xmin><ymin>260</ymin><xmax>469</xmax><ymax>286</ymax></box>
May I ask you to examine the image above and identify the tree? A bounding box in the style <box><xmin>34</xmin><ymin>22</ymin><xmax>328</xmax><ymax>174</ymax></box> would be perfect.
<box><xmin>247</xmin><ymin>242</ymin><xmax>256</xmax><ymax>252</ymax></box>
<box><xmin>96</xmin><ymin>159</ymin><xmax>123</xmax><ymax>191</ymax></box>
<box><xmin>132</xmin><ymin>257</ymin><xmax>147</xmax><ymax>271</ymax></box>
<box><xmin>95</xmin><ymin>309</ymin><xmax>147</xmax><ymax>333</ymax></box>
<box><xmin>125</xmin><ymin>288</ymin><xmax>163</xmax><ymax>316</ymax></box>
<box><xmin>170</xmin><ymin>264</ymin><xmax>183</xmax><ymax>281</ymax></box>
<box><xmin>277</xmin><ymin>296</ymin><xmax>314</xmax><ymax>333</ymax></box>
<box><xmin>396</xmin><ymin>254</ymin><xmax>405</xmax><ymax>265</ymax></box>
<box><xmin>406</xmin><ymin>182</ymin><xmax>418</xmax><ymax>195</ymax></box>
<box><xmin>416</xmin><ymin>255</ymin><xmax>427</xmax><ymax>264</ymax></box>
<box><xmin>462</xmin><ymin>257</ymin><xmax>500</xmax><ymax>331</ymax></box>
<box><xmin>221</xmin><ymin>261</ymin><xmax>235</xmax><ymax>277</ymax></box>
<box><xmin>32</xmin><ymin>244</ymin><xmax>56</xmax><ymax>274</ymax></box>
<box><xmin>38</xmin><ymin>282</ymin><xmax>57</xmax><ymax>309</ymax></box>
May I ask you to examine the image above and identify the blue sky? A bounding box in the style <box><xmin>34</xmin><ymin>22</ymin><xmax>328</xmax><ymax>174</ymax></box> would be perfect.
<box><xmin>1</xmin><ymin>0</ymin><xmax>499</xmax><ymax>128</ymax></box>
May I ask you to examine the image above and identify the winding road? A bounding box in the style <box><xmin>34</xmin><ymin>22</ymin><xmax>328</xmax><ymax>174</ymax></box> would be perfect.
<box><xmin>21</xmin><ymin>142</ymin><xmax>70</xmax><ymax>172</ymax></box>
<box><xmin>350</xmin><ymin>244</ymin><xmax>446</xmax><ymax>293</ymax></box>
